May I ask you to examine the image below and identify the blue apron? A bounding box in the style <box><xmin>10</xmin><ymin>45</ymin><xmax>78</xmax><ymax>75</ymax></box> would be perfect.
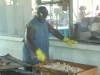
<box><xmin>22</xmin><ymin>16</ymin><xmax>49</xmax><ymax>65</ymax></box>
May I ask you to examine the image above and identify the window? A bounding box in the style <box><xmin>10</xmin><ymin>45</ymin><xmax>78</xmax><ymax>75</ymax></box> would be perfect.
<box><xmin>0</xmin><ymin>0</ymin><xmax>100</xmax><ymax>43</ymax></box>
<box><xmin>73</xmin><ymin>0</ymin><xmax>100</xmax><ymax>43</ymax></box>
<box><xmin>0</xmin><ymin>0</ymin><xmax>31</xmax><ymax>37</ymax></box>
<box><xmin>44</xmin><ymin>5</ymin><xmax>69</xmax><ymax>38</ymax></box>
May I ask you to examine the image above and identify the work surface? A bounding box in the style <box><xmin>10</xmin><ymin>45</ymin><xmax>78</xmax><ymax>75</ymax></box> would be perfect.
<box><xmin>0</xmin><ymin>54</ymin><xmax>31</xmax><ymax>71</ymax></box>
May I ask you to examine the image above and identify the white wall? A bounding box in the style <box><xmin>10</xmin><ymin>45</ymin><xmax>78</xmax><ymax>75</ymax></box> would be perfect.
<box><xmin>0</xmin><ymin>0</ymin><xmax>32</xmax><ymax>36</ymax></box>
<box><xmin>0</xmin><ymin>36</ymin><xmax>23</xmax><ymax>60</ymax></box>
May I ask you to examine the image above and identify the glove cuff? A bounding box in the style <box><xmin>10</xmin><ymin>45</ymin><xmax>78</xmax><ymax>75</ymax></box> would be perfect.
<box><xmin>36</xmin><ymin>48</ymin><xmax>41</xmax><ymax>55</ymax></box>
<box><xmin>63</xmin><ymin>37</ymin><xmax>69</xmax><ymax>42</ymax></box>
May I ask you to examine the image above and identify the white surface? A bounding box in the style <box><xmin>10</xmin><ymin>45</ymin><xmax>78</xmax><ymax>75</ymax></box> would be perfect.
<box><xmin>0</xmin><ymin>35</ymin><xmax>99</xmax><ymax>51</ymax></box>
<box><xmin>0</xmin><ymin>35</ymin><xmax>23</xmax><ymax>42</ymax></box>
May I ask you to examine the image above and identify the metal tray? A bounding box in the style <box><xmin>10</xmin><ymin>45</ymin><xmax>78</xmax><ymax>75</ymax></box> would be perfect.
<box><xmin>0</xmin><ymin>69</ymin><xmax>39</xmax><ymax>75</ymax></box>
<box><xmin>0</xmin><ymin>54</ymin><xmax>31</xmax><ymax>71</ymax></box>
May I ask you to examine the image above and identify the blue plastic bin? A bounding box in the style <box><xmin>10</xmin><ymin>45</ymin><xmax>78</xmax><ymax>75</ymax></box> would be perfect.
<box><xmin>49</xmin><ymin>29</ymin><xmax>69</xmax><ymax>37</ymax></box>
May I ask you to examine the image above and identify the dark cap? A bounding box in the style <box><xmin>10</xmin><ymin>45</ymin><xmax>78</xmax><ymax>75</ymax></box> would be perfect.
<box><xmin>37</xmin><ymin>6</ymin><xmax>48</xmax><ymax>16</ymax></box>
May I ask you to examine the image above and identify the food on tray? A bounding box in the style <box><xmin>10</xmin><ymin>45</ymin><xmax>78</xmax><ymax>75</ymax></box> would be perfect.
<box><xmin>40</xmin><ymin>62</ymin><xmax>85</xmax><ymax>73</ymax></box>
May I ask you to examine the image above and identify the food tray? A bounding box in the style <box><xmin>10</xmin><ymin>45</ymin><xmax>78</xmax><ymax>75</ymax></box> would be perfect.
<box><xmin>34</xmin><ymin>60</ymin><xmax>98</xmax><ymax>75</ymax></box>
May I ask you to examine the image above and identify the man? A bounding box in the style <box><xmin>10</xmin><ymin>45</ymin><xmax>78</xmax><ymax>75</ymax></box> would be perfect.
<box><xmin>91</xmin><ymin>17</ymin><xmax>100</xmax><ymax>38</ymax></box>
<box><xmin>22</xmin><ymin>6</ymin><xmax>78</xmax><ymax>71</ymax></box>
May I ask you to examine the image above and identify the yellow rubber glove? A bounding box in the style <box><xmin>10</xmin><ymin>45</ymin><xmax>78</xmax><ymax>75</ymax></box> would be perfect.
<box><xmin>63</xmin><ymin>37</ymin><xmax>78</xmax><ymax>46</ymax></box>
<box><xmin>36</xmin><ymin>48</ymin><xmax>46</xmax><ymax>62</ymax></box>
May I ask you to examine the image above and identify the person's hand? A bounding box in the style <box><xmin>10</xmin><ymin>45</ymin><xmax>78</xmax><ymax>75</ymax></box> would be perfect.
<box><xmin>87</xmin><ymin>11</ymin><xmax>91</xmax><ymax>15</ymax></box>
<box><xmin>36</xmin><ymin>48</ymin><xmax>46</xmax><ymax>62</ymax></box>
<box><xmin>63</xmin><ymin>37</ymin><xmax>78</xmax><ymax>46</ymax></box>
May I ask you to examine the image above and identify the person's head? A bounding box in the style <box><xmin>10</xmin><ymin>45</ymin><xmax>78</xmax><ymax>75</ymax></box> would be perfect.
<box><xmin>93</xmin><ymin>17</ymin><xmax>100</xmax><ymax>23</ymax></box>
<box><xmin>96</xmin><ymin>5</ymin><xmax>100</xmax><ymax>11</ymax></box>
<box><xmin>36</xmin><ymin>6</ymin><xmax>48</xmax><ymax>23</ymax></box>
<box><xmin>79</xmin><ymin>6</ymin><xmax>86</xmax><ymax>11</ymax></box>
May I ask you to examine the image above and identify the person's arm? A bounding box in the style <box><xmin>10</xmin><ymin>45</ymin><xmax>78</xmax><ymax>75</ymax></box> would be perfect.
<box><xmin>25</xmin><ymin>24</ymin><xmax>46</xmax><ymax>62</ymax></box>
<box><xmin>48</xmin><ymin>23</ymin><xmax>78</xmax><ymax>46</ymax></box>
<box><xmin>86</xmin><ymin>11</ymin><xmax>90</xmax><ymax>15</ymax></box>
<box><xmin>95</xmin><ymin>11</ymin><xmax>98</xmax><ymax>17</ymax></box>
<box><xmin>25</xmin><ymin>25</ymin><xmax>37</xmax><ymax>51</ymax></box>
<box><xmin>48</xmin><ymin>23</ymin><xmax>64</xmax><ymax>40</ymax></box>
